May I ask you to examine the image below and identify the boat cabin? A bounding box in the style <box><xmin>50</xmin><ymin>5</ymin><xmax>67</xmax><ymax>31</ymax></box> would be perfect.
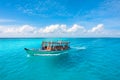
<box><xmin>42</xmin><ymin>41</ymin><xmax>70</xmax><ymax>51</ymax></box>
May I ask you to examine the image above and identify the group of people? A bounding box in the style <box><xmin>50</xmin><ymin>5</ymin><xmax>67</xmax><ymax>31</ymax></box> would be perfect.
<box><xmin>41</xmin><ymin>41</ymin><xmax>70</xmax><ymax>51</ymax></box>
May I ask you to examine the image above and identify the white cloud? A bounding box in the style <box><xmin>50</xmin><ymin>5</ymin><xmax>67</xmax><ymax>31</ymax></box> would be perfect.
<box><xmin>41</xmin><ymin>24</ymin><xmax>85</xmax><ymax>33</ymax></box>
<box><xmin>0</xmin><ymin>24</ymin><xmax>119</xmax><ymax>37</ymax></box>
<box><xmin>88</xmin><ymin>24</ymin><xmax>104</xmax><ymax>33</ymax></box>
<box><xmin>18</xmin><ymin>25</ymin><xmax>35</xmax><ymax>33</ymax></box>
<box><xmin>0</xmin><ymin>25</ymin><xmax>35</xmax><ymax>34</ymax></box>
<box><xmin>67</xmin><ymin>24</ymin><xmax>85</xmax><ymax>33</ymax></box>
<box><xmin>43</xmin><ymin>24</ymin><xmax>59</xmax><ymax>33</ymax></box>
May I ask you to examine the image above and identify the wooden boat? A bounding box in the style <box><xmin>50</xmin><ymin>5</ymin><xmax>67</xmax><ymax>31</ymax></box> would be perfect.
<box><xmin>24</xmin><ymin>41</ymin><xmax>70</xmax><ymax>56</ymax></box>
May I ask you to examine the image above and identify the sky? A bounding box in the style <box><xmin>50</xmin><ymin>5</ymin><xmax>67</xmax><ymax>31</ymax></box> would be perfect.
<box><xmin>0</xmin><ymin>0</ymin><xmax>120</xmax><ymax>37</ymax></box>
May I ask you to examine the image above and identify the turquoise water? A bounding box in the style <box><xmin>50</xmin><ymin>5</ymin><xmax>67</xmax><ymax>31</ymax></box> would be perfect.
<box><xmin>0</xmin><ymin>38</ymin><xmax>120</xmax><ymax>80</ymax></box>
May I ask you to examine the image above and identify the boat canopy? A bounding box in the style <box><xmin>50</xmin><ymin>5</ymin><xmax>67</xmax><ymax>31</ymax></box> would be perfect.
<box><xmin>42</xmin><ymin>41</ymin><xmax>70</xmax><ymax>47</ymax></box>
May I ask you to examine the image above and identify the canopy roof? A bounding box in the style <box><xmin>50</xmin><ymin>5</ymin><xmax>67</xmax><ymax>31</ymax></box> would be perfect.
<box><xmin>42</xmin><ymin>41</ymin><xmax>70</xmax><ymax>45</ymax></box>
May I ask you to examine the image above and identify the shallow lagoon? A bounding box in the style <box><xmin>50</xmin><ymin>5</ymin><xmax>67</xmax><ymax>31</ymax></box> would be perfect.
<box><xmin>0</xmin><ymin>38</ymin><xmax>120</xmax><ymax>80</ymax></box>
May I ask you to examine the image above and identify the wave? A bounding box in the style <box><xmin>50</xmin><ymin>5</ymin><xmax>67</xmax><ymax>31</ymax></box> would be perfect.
<box><xmin>27</xmin><ymin>54</ymin><xmax>31</xmax><ymax>57</ymax></box>
<box><xmin>27</xmin><ymin>53</ymin><xmax>61</xmax><ymax>57</ymax></box>
<box><xmin>71</xmin><ymin>46</ymin><xmax>86</xmax><ymax>50</ymax></box>
<box><xmin>34</xmin><ymin>54</ymin><xmax>61</xmax><ymax>56</ymax></box>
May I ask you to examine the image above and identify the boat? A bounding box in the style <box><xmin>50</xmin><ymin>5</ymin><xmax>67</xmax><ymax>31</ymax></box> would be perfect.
<box><xmin>24</xmin><ymin>41</ymin><xmax>70</xmax><ymax>56</ymax></box>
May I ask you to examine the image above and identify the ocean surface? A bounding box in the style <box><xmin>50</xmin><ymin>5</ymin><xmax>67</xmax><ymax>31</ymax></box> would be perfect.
<box><xmin>0</xmin><ymin>38</ymin><xmax>120</xmax><ymax>80</ymax></box>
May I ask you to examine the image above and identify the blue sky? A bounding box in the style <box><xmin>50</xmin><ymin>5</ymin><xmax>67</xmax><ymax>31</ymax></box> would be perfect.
<box><xmin>0</xmin><ymin>0</ymin><xmax>120</xmax><ymax>37</ymax></box>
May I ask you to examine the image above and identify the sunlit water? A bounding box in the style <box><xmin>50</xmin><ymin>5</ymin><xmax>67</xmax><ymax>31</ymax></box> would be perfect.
<box><xmin>0</xmin><ymin>38</ymin><xmax>120</xmax><ymax>80</ymax></box>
